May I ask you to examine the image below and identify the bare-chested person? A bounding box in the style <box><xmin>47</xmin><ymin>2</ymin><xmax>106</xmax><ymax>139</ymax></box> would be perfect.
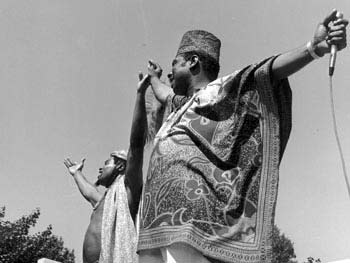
<box><xmin>63</xmin><ymin>72</ymin><xmax>150</xmax><ymax>263</ymax></box>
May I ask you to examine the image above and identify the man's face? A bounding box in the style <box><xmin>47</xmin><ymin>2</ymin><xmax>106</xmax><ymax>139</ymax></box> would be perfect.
<box><xmin>168</xmin><ymin>55</ymin><xmax>191</xmax><ymax>95</ymax></box>
<box><xmin>96</xmin><ymin>157</ymin><xmax>126</xmax><ymax>187</ymax></box>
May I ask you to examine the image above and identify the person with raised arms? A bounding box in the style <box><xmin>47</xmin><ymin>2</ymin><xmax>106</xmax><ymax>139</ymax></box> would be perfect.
<box><xmin>138</xmin><ymin>10</ymin><xmax>348</xmax><ymax>263</ymax></box>
<box><xmin>64</xmin><ymin>72</ymin><xmax>150</xmax><ymax>263</ymax></box>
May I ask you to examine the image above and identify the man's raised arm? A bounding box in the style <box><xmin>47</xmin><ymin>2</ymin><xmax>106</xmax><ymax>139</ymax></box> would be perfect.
<box><xmin>123</xmin><ymin>72</ymin><xmax>149</xmax><ymax>220</ymax></box>
<box><xmin>148</xmin><ymin>60</ymin><xmax>173</xmax><ymax>104</ymax></box>
<box><xmin>63</xmin><ymin>158</ymin><xmax>102</xmax><ymax>207</ymax></box>
<box><xmin>272</xmin><ymin>9</ymin><xmax>348</xmax><ymax>81</ymax></box>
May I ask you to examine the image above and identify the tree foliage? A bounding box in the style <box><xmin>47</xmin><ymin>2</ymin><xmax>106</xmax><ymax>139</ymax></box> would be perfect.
<box><xmin>271</xmin><ymin>224</ymin><xmax>297</xmax><ymax>263</ymax></box>
<box><xmin>303</xmin><ymin>257</ymin><xmax>322</xmax><ymax>263</ymax></box>
<box><xmin>0</xmin><ymin>207</ymin><xmax>75</xmax><ymax>263</ymax></box>
<box><xmin>0</xmin><ymin>206</ymin><xmax>319</xmax><ymax>263</ymax></box>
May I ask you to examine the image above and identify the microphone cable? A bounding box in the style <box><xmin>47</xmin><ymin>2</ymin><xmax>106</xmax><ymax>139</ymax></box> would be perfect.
<box><xmin>329</xmin><ymin>75</ymin><xmax>350</xmax><ymax>200</ymax></box>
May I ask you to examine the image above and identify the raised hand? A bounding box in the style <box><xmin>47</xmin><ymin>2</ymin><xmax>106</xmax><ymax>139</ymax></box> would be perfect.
<box><xmin>148</xmin><ymin>60</ymin><xmax>163</xmax><ymax>78</ymax></box>
<box><xmin>63</xmin><ymin>157</ymin><xmax>86</xmax><ymax>176</ymax></box>
<box><xmin>313</xmin><ymin>9</ymin><xmax>348</xmax><ymax>56</ymax></box>
<box><xmin>137</xmin><ymin>72</ymin><xmax>150</xmax><ymax>93</ymax></box>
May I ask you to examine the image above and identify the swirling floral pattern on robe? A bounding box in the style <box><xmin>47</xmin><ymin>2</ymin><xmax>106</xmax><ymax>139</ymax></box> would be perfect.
<box><xmin>138</xmin><ymin>57</ymin><xmax>292</xmax><ymax>263</ymax></box>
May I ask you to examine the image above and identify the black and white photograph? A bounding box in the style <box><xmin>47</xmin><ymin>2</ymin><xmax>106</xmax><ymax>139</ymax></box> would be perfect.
<box><xmin>1</xmin><ymin>1</ymin><xmax>349</xmax><ymax>262</ymax></box>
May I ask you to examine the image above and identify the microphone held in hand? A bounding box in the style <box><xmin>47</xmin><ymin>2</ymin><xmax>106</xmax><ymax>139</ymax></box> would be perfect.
<box><xmin>329</xmin><ymin>11</ymin><xmax>343</xmax><ymax>76</ymax></box>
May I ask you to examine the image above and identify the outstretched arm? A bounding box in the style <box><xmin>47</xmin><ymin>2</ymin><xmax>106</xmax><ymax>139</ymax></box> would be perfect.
<box><xmin>272</xmin><ymin>10</ymin><xmax>348</xmax><ymax>81</ymax></box>
<box><xmin>63</xmin><ymin>158</ymin><xmax>103</xmax><ymax>207</ymax></box>
<box><xmin>123</xmin><ymin>73</ymin><xmax>149</xmax><ymax>221</ymax></box>
<box><xmin>148</xmin><ymin>60</ymin><xmax>173</xmax><ymax>104</ymax></box>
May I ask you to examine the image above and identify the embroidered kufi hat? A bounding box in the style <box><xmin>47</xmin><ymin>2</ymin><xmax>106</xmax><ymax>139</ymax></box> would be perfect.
<box><xmin>176</xmin><ymin>30</ymin><xmax>221</xmax><ymax>63</ymax></box>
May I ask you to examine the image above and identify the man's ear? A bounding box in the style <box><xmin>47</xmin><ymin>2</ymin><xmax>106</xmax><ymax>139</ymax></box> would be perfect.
<box><xmin>189</xmin><ymin>55</ymin><xmax>199</xmax><ymax>69</ymax></box>
<box><xmin>118</xmin><ymin>161</ymin><xmax>126</xmax><ymax>172</ymax></box>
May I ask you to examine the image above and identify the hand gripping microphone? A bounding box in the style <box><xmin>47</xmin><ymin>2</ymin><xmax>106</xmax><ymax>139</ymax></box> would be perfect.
<box><xmin>329</xmin><ymin>12</ymin><xmax>343</xmax><ymax>76</ymax></box>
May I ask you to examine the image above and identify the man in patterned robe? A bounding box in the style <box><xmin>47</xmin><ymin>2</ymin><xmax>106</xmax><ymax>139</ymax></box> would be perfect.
<box><xmin>138</xmin><ymin>10</ymin><xmax>348</xmax><ymax>263</ymax></box>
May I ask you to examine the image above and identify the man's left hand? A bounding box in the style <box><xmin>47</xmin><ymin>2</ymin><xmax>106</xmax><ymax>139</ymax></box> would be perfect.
<box><xmin>313</xmin><ymin>9</ymin><xmax>348</xmax><ymax>56</ymax></box>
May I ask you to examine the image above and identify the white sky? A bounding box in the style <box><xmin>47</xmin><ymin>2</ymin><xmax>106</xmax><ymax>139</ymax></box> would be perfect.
<box><xmin>1</xmin><ymin>0</ymin><xmax>350</xmax><ymax>262</ymax></box>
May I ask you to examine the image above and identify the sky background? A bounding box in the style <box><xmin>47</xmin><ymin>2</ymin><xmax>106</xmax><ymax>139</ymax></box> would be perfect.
<box><xmin>1</xmin><ymin>0</ymin><xmax>350</xmax><ymax>262</ymax></box>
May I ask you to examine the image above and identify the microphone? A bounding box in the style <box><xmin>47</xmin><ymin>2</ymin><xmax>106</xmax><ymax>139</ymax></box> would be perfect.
<box><xmin>329</xmin><ymin>11</ymin><xmax>343</xmax><ymax>76</ymax></box>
